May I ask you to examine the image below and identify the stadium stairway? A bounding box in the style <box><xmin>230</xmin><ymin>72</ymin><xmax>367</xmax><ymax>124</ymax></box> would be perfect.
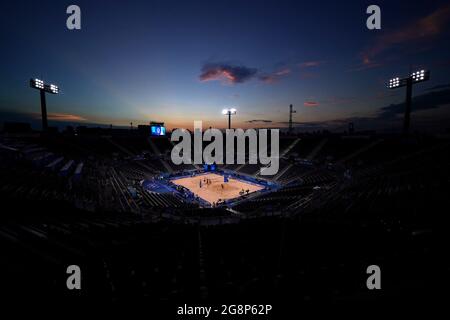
<box><xmin>147</xmin><ymin>137</ymin><xmax>174</xmax><ymax>173</ymax></box>
<box><xmin>306</xmin><ymin>137</ymin><xmax>328</xmax><ymax>160</ymax></box>
<box><xmin>273</xmin><ymin>163</ymin><xmax>293</xmax><ymax>181</ymax></box>
<box><xmin>253</xmin><ymin>138</ymin><xmax>301</xmax><ymax>178</ymax></box>
<box><xmin>280</xmin><ymin>138</ymin><xmax>301</xmax><ymax>157</ymax></box>
<box><xmin>234</xmin><ymin>163</ymin><xmax>246</xmax><ymax>172</ymax></box>
<box><xmin>109</xmin><ymin>168</ymin><xmax>140</xmax><ymax>213</ymax></box>
<box><xmin>106</xmin><ymin>137</ymin><xmax>134</xmax><ymax>157</ymax></box>
<box><xmin>235</xmin><ymin>133</ymin><xmax>272</xmax><ymax>175</ymax></box>
<box><xmin>106</xmin><ymin>137</ymin><xmax>157</xmax><ymax>174</ymax></box>
<box><xmin>337</xmin><ymin>139</ymin><xmax>384</xmax><ymax>164</ymax></box>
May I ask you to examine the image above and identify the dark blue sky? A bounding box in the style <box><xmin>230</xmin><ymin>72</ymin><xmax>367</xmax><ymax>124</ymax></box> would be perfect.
<box><xmin>1</xmin><ymin>0</ymin><xmax>450</xmax><ymax>131</ymax></box>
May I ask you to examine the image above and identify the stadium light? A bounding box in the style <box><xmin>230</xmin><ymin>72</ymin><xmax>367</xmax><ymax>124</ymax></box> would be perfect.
<box><xmin>30</xmin><ymin>78</ymin><xmax>60</xmax><ymax>131</ymax></box>
<box><xmin>222</xmin><ymin>108</ymin><xmax>237</xmax><ymax>129</ymax></box>
<box><xmin>386</xmin><ymin>69</ymin><xmax>430</xmax><ymax>134</ymax></box>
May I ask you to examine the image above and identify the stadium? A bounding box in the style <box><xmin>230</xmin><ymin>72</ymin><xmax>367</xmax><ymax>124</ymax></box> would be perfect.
<box><xmin>1</xmin><ymin>0</ymin><xmax>448</xmax><ymax>313</ymax></box>
<box><xmin>0</xmin><ymin>122</ymin><xmax>446</xmax><ymax>308</ymax></box>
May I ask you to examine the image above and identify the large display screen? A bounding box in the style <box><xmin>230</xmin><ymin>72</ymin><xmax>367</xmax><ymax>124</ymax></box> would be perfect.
<box><xmin>151</xmin><ymin>125</ymin><xmax>166</xmax><ymax>136</ymax></box>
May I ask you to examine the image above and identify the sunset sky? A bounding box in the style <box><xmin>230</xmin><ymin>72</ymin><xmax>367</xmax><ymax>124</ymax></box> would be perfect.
<box><xmin>1</xmin><ymin>0</ymin><xmax>450</xmax><ymax>131</ymax></box>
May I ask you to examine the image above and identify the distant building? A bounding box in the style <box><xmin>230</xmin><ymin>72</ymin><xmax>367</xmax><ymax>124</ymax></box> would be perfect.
<box><xmin>3</xmin><ymin>122</ymin><xmax>31</xmax><ymax>133</ymax></box>
<box><xmin>348</xmin><ymin>122</ymin><xmax>355</xmax><ymax>134</ymax></box>
<box><xmin>47</xmin><ymin>126</ymin><xmax>59</xmax><ymax>134</ymax></box>
<box><xmin>138</xmin><ymin>125</ymin><xmax>151</xmax><ymax>136</ymax></box>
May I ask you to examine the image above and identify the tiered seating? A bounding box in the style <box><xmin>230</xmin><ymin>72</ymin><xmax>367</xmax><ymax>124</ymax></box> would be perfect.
<box><xmin>0</xmin><ymin>132</ymin><xmax>444</xmax><ymax>304</ymax></box>
<box><xmin>234</xmin><ymin>185</ymin><xmax>314</xmax><ymax>213</ymax></box>
<box><xmin>111</xmin><ymin>136</ymin><xmax>151</xmax><ymax>155</ymax></box>
<box><xmin>117</xmin><ymin>162</ymin><xmax>153</xmax><ymax>181</ymax></box>
<box><xmin>237</xmin><ymin>164</ymin><xmax>260</xmax><ymax>175</ymax></box>
<box><xmin>289</xmin><ymin>136</ymin><xmax>324</xmax><ymax>158</ymax></box>
<box><xmin>142</xmin><ymin>158</ymin><xmax>168</xmax><ymax>172</ymax></box>
<box><xmin>151</xmin><ymin>137</ymin><xmax>173</xmax><ymax>154</ymax></box>
<box><xmin>222</xmin><ymin>163</ymin><xmax>240</xmax><ymax>171</ymax></box>
<box><xmin>314</xmin><ymin>136</ymin><xmax>370</xmax><ymax>162</ymax></box>
<box><xmin>299</xmin><ymin>170</ymin><xmax>336</xmax><ymax>186</ymax></box>
<box><xmin>0</xmin><ymin>205</ymin><xmax>200</xmax><ymax>301</ymax></box>
<box><xmin>167</xmin><ymin>160</ymin><xmax>196</xmax><ymax>172</ymax></box>
<box><xmin>138</xmin><ymin>187</ymin><xmax>196</xmax><ymax>209</ymax></box>
<box><xmin>277</xmin><ymin>164</ymin><xmax>314</xmax><ymax>183</ymax></box>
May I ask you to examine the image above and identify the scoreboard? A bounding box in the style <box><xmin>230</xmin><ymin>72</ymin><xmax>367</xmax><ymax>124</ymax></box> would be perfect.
<box><xmin>150</xmin><ymin>122</ymin><xmax>166</xmax><ymax>136</ymax></box>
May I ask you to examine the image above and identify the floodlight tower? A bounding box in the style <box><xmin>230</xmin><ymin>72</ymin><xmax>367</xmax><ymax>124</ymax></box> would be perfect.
<box><xmin>222</xmin><ymin>108</ymin><xmax>237</xmax><ymax>129</ymax></box>
<box><xmin>387</xmin><ymin>69</ymin><xmax>430</xmax><ymax>134</ymax></box>
<box><xmin>289</xmin><ymin>104</ymin><xmax>296</xmax><ymax>134</ymax></box>
<box><xmin>30</xmin><ymin>78</ymin><xmax>59</xmax><ymax>131</ymax></box>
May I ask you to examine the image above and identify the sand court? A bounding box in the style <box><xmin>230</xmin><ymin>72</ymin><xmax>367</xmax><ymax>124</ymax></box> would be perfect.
<box><xmin>171</xmin><ymin>173</ymin><xmax>264</xmax><ymax>204</ymax></box>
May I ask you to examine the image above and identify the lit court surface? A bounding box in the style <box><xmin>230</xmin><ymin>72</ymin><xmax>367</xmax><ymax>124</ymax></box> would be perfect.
<box><xmin>171</xmin><ymin>173</ymin><xmax>264</xmax><ymax>204</ymax></box>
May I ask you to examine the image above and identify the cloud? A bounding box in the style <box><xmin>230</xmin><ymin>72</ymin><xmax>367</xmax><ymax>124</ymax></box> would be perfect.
<box><xmin>274</xmin><ymin>68</ymin><xmax>291</xmax><ymax>76</ymax></box>
<box><xmin>425</xmin><ymin>84</ymin><xmax>450</xmax><ymax>91</ymax></box>
<box><xmin>270</xmin><ymin>88</ymin><xmax>450</xmax><ymax>132</ymax></box>
<box><xmin>298</xmin><ymin>61</ymin><xmax>325</xmax><ymax>68</ymax></box>
<box><xmin>360</xmin><ymin>5</ymin><xmax>450</xmax><ymax>67</ymax></box>
<box><xmin>304</xmin><ymin>101</ymin><xmax>319</xmax><ymax>107</ymax></box>
<box><xmin>258</xmin><ymin>68</ymin><xmax>292</xmax><ymax>84</ymax></box>
<box><xmin>40</xmin><ymin>113</ymin><xmax>87</xmax><ymax>121</ymax></box>
<box><xmin>246</xmin><ymin>119</ymin><xmax>273</xmax><ymax>123</ymax></box>
<box><xmin>199</xmin><ymin>63</ymin><xmax>257</xmax><ymax>84</ymax></box>
<box><xmin>258</xmin><ymin>74</ymin><xmax>276</xmax><ymax>84</ymax></box>
<box><xmin>349</xmin><ymin>60</ymin><xmax>384</xmax><ymax>72</ymax></box>
<box><xmin>332</xmin><ymin>88</ymin><xmax>450</xmax><ymax>131</ymax></box>
<box><xmin>296</xmin><ymin>61</ymin><xmax>324</xmax><ymax>78</ymax></box>
<box><xmin>377</xmin><ymin>87</ymin><xmax>450</xmax><ymax>119</ymax></box>
<box><xmin>200</xmin><ymin>62</ymin><xmax>292</xmax><ymax>85</ymax></box>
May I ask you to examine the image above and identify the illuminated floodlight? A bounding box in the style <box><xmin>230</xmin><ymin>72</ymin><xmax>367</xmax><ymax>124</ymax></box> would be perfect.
<box><xmin>222</xmin><ymin>108</ymin><xmax>237</xmax><ymax>115</ymax></box>
<box><xmin>48</xmin><ymin>84</ymin><xmax>59</xmax><ymax>94</ymax></box>
<box><xmin>386</xmin><ymin>69</ymin><xmax>430</xmax><ymax>134</ymax></box>
<box><xmin>29</xmin><ymin>77</ymin><xmax>60</xmax><ymax>131</ymax></box>
<box><xmin>411</xmin><ymin>69</ymin><xmax>429</xmax><ymax>83</ymax></box>
<box><xmin>30</xmin><ymin>78</ymin><xmax>44</xmax><ymax>90</ymax></box>
<box><xmin>388</xmin><ymin>77</ymin><xmax>401</xmax><ymax>89</ymax></box>
<box><xmin>30</xmin><ymin>78</ymin><xmax>60</xmax><ymax>94</ymax></box>
<box><xmin>222</xmin><ymin>107</ymin><xmax>237</xmax><ymax>129</ymax></box>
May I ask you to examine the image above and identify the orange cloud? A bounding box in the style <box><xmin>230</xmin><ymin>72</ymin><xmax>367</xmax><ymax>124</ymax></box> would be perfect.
<box><xmin>199</xmin><ymin>63</ymin><xmax>257</xmax><ymax>84</ymax></box>
<box><xmin>304</xmin><ymin>101</ymin><xmax>319</xmax><ymax>107</ymax></box>
<box><xmin>47</xmin><ymin>113</ymin><xmax>87</xmax><ymax>121</ymax></box>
